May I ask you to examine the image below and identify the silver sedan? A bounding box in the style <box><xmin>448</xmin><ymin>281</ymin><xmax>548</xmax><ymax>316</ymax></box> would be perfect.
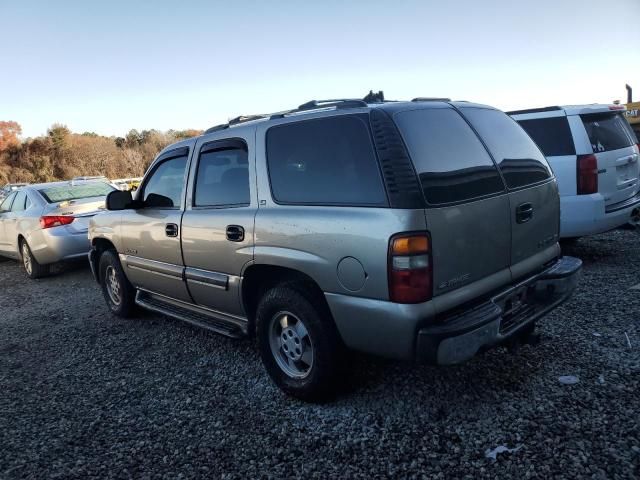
<box><xmin>0</xmin><ymin>180</ymin><xmax>115</xmax><ymax>278</ymax></box>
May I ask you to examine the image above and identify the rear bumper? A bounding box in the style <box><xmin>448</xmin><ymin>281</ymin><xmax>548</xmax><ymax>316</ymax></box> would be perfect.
<box><xmin>29</xmin><ymin>227</ymin><xmax>91</xmax><ymax>265</ymax></box>
<box><xmin>326</xmin><ymin>256</ymin><xmax>581</xmax><ymax>363</ymax></box>
<box><xmin>416</xmin><ymin>256</ymin><xmax>582</xmax><ymax>364</ymax></box>
<box><xmin>560</xmin><ymin>193</ymin><xmax>640</xmax><ymax>237</ymax></box>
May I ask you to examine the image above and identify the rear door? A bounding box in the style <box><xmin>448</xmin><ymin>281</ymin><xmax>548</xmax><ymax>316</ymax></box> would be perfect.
<box><xmin>0</xmin><ymin>193</ymin><xmax>17</xmax><ymax>253</ymax></box>
<box><xmin>119</xmin><ymin>147</ymin><xmax>192</xmax><ymax>302</ymax></box>
<box><xmin>180</xmin><ymin>134</ymin><xmax>256</xmax><ymax>316</ymax></box>
<box><xmin>460</xmin><ymin>107</ymin><xmax>559</xmax><ymax>279</ymax></box>
<box><xmin>572</xmin><ymin>111</ymin><xmax>639</xmax><ymax>207</ymax></box>
<box><xmin>393</xmin><ymin>105</ymin><xmax>512</xmax><ymax>297</ymax></box>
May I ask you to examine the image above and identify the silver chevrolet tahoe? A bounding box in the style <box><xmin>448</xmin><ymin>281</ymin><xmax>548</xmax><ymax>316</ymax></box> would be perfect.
<box><xmin>89</xmin><ymin>96</ymin><xmax>582</xmax><ymax>401</ymax></box>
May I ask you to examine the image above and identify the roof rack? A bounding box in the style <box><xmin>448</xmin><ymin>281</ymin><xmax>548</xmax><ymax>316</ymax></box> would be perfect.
<box><xmin>203</xmin><ymin>91</ymin><xmax>383</xmax><ymax>133</ymax></box>
<box><xmin>412</xmin><ymin>97</ymin><xmax>451</xmax><ymax>102</ymax></box>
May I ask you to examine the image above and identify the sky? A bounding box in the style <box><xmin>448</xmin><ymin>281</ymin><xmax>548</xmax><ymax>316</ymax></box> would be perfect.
<box><xmin>2</xmin><ymin>0</ymin><xmax>639</xmax><ymax>138</ymax></box>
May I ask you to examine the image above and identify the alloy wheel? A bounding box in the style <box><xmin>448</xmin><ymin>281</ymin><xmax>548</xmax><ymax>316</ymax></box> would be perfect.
<box><xmin>105</xmin><ymin>266</ymin><xmax>122</xmax><ymax>306</ymax></box>
<box><xmin>269</xmin><ymin>311</ymin><xmax>314</xmax><ymax>379</ymax></box>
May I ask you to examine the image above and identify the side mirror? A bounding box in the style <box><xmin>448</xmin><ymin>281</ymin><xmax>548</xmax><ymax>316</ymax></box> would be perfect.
<box><xmin>106</xmin><ymin>190</ymin><xmax>133</xmax><ymax>211</ymax></box>
<box><xmin>145</xmin><ymin>193</ymin><xmax>174</xmax><ymax>208</ymax></box>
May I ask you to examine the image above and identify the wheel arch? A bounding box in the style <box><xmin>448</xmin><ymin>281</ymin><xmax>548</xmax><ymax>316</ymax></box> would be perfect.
<box><xmin>241</xmin><ymin>264</ymin><xmax>334</xmax><ymax>336</ymax></box>
<box><xmin>91</xmin><ymin>238</ymin><xmax>118</xmax><ymax>282</ymax></box>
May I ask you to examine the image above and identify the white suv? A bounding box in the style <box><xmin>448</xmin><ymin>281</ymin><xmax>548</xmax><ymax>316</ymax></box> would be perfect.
<box><xmin>510</xmin><ymin>105</ymin><xmax>640</xmax><ymax>238</ymax></box>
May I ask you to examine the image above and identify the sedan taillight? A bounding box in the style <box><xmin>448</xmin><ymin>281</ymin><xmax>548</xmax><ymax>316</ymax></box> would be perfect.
<box><xmin>577</xmin><ymin>154</ymin><xmax>598</xmax><ymax>195</ymax></box>
<box><xmin>388</xmin><ymin>233</ymin><xmax>432</xmax><ymax>304</ymax></box>
<box><xmin>39</xmin><ymin>215</ymin><xmax>75</xmax><ymax>229</ymax></box>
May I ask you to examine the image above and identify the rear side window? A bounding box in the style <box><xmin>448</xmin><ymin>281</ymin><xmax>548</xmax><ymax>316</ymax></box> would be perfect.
<box><xmin>394</xmin><ymin>108</ymin><xmax>504</xmax><ymax>205</ymax></box>
<box><xmin>462</xmin><ymin>108</ymin><xmax>552</xmax><ymax>189</ymax></box>
<box><xmin>11</xmin><ymin>191</ymin><xmax>27</xmax><ymax>212</ymax></box>
<box><xmin>266</xmin><ymin>115</ymin><xmax>387</xmax><ymax>206</ymax></box>
<box><xmin>194</xmin><ymin>146</ymin><xmax>250</xmax><ymax>207</ymax></box>
<box><xmin>0</xmin><ymin>193</ymin><xmax>16</xmax><ymax>211</ymax></box>
<box><xmin>38</xmin><ymin>182</ymin><xmax>115</xmax><ymax>203</ymax></box>
<box><xmin>581</xmin><ymin>112</ymin><xmax>635</xmax><ymax>153</ymax></box>
<box><xmin>516</xmin><ymin>117</ymin><xmax>576</xmax><ymax>157</ymax></box>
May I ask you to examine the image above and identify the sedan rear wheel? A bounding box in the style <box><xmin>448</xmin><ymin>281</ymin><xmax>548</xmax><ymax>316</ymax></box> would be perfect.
<box><xmin>20</xmin><ymin>240</ymin><xmax>50</xmax><ymax>279</ymax></box>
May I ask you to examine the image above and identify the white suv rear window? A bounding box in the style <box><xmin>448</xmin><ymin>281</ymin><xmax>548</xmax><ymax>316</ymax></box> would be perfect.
<box><xmin>581</xmin><ymin>112</ymin><xmax>636</xmax><ymax>153</ymax></box>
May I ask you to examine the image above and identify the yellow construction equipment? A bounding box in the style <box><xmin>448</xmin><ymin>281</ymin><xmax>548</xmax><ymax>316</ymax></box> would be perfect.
<box><xmin>625</xmin><ymin>84</ymin><xmax>640</xmax><ymax>138</ymax></box>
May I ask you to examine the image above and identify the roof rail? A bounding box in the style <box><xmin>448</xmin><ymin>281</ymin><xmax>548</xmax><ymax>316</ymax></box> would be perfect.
<box><xmin>203</xmin><ymin>91</ymin><xmax>381</xmax><ymax>133</ymax></box>
<box><xmin>412</xmin><ymin>97</ymin><xmax>451</xmax><ymax>102</ymax></box>
<box><xmin>228</xmin><ymin>114</ymin><xmax>268</xmax><ymax>126</ymax></box>
<box><xmin>204</xmin><ymin>123</ymin><xmax>229</xmax><ymax>134</ymax></box>
<box><xmin>296</xmin><ymin>99</ymin><xmax>368</xmax><ymax>111</ymax></box>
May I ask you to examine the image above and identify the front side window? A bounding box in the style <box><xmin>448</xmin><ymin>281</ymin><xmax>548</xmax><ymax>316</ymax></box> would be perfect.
<box><xmin>194</xmin><ymin>146</ymin><xmax>250</xmax><ymax>207</ymax></box>
<box><xmin>462</xmin><ymin>107</ymin><xmax>553</xmax><ymax>190</ymax></box>
<box><xmin>394</xmin><ymin>108</ymin><xmax>505</xmax><ymax>205</ymax></box>
<box><xmin>11</xmin><ymin>191</ymin><xmax>27</xmax><ymax>212</ymax></box>
<box><xmin>266</xmin><ymin>115</ymin><xmax>387</xmax><ymax>206</ymax></box>
<box><xmin>581</xmin><ymin>112</ymin><xmax>636</xmax><ymax>153</ymax></box>
<box><xmin>142</xmin><ymin>156</ymin><xmax>188</xmax><ymax>208</ymax></box>
<box><xmin>516</xmin><ymin>116</ymin><xmax>576</xmax><ymax>157</ymax></box>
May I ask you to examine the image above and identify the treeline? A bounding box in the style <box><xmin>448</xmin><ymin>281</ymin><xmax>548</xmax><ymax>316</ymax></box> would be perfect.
<box><xmin>0</xmin><ymin>121</ymin><xmax>202</xmax><ymax>184</ymax></box>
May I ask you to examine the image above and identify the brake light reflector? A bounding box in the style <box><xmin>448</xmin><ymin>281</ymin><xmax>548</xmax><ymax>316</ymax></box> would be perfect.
<box><xmin>388</xmin><ymin>233</ymin><xmax>432</xmax><ymax>304</ymax></box>
<box><xmin>39</xmin><ymin>215</ymin><xmax>75</xmax><ymax>229</ymax></box>
<box><xmin>577</xmin><ymin>154</ymin><xmax>598</xmax><ymax>195</ymax></box>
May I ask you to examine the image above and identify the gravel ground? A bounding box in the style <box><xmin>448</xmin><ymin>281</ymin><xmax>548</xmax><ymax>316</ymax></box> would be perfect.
<box><xmin>1</xmin><ymin>229</ymin><xmax>639</xmax><ymax>479</ymax></box>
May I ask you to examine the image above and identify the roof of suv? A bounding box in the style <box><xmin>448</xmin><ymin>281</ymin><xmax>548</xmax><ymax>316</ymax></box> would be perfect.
<box><xmin>509</xmin><ymin>104</ymin><xmax>626</xmax><ymax>118</ymax></box>
<box><xmin>155</xmin><ymin>98</ymin><xmax>498</xmax><ymax>159</ymax></box>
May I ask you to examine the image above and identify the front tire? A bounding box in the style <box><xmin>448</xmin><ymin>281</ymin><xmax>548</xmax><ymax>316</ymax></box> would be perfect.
<box><xmin>256</xmin><ymin>283</ymin><xmax>345</xmax><ymax>402</ymax></box>
<box><xmin>99</xmin><ymin>250</ymin><xmax>136</xmax><ymax>317</ymax></box>
<box><xmin>20</xmin><ymin>240</ymin><xmax>50</xmax><ymax>279</ymax></box>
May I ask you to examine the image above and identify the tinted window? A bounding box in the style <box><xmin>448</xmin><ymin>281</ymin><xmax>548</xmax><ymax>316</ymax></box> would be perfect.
<box><xmin>0</xmin><ymin>193</ymin><xmax>16</xmax><ymax>211</ymax></box>
<box><xmin>39</xmin><ymin>182</ymin><xmax>114</xmax><ymax>203</ymax></box>
<box><xmin>462</xmin><ymin>108</ymin><xmax>552</xmax><ymax>189</ymax></box>
<box><xmin>266</xmin><ymin>115</ymin><xmax>387</xmax><ymax>206</ymax></box>
<box><xmin>11</xmin><ymin>191</ymin><xmax>27</xmax><ymax>212</ymax></box>
<box><xmin>142</xmin><ymin>156</ymin><xmax>188</xmax><ymax>208</ymax></box>
<box><xmin>194</xmin><ymin>146</ymin><xmax>250</xmax><ymax>207</ymax></box>
<box><xmin>581</xmin><ymin>112</ymin><xmax>635</xmax><ymax>153</ymax></box>
<box><xmin>394</xmin><ymin>108</ymin><xmax>504</xmax><ymax>205</ymax></box>
<box><xmin>517</xmin><ymin>117</ymin><xmax>576</xmax><ymax>157</ymax></box>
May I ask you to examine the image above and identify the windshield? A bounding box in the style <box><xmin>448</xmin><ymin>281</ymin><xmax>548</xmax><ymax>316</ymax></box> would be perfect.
<box><xmin>38</xmin><ymin>182</ymin><xmax>114</xmax><ymax>203</ymax></box>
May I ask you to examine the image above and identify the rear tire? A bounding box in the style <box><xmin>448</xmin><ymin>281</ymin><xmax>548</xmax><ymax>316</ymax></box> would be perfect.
<box><xmin>256</xmin><ymin>282</ymin><xmax>345</xmax><ymax>402</ymax></box>
<box><xmin>20</xmin><ymin>240</ymin><xmax>50</xmax><ymax>279</ymax></box>
<box><xmin>99</xmin><ymin>250</ymin><xmax>136</xmax><ymax>317</ymax></box>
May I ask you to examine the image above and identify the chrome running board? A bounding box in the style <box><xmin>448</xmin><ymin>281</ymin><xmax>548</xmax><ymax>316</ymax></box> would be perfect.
<box><xmin>135</xmin><ymin>290</ymin><xmax>246</xmax><ymax>338</ymax></box>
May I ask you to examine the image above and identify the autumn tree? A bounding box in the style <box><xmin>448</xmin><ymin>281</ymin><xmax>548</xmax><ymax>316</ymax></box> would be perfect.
<box><xmin>0</xmin><ymin>121</ymin><xmax>22</xmax><ymax>151</ymax></box>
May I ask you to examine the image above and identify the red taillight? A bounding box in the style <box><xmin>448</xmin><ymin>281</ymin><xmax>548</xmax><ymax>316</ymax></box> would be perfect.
<box><xmin>388</xmin><ymin>233</ymin><xmax>432</xmax><ymax>304</ymax></box>
<box><xmin>577</xmin><ymin>154</ymin><xmax>598</xmax><ymax>195</ymax></box>
<box><xmin>39</xmin><ymin>215</ymin><xmax>75</xmax><ymax>229</ymax></box>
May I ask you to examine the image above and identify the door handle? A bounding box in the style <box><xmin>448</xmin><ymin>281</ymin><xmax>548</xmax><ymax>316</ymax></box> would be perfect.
<box><xmin>165</xmin><ymin>223</ymin><xmax>179</xmax><ymax>237</ymax></box>
<box><xmin>226</xmin><ymin>225</ymin><xmax>245</xmax><ymax>242</ymax></box>
<box><xmin>515</xmin><ymin>203</ymin><xmax>534</xmax><ymax>224</ymax></box>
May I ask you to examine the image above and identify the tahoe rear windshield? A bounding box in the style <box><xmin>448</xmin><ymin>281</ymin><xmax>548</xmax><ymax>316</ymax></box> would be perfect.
<box><xmin>38</xmin><ymin>182</ymin><xmax>114</xmax><ymax>203</ymax></box>
<box><xmin>581</xmin><ymin>112</ymin><xmax>636</xmax><ymax>153</ymax></box>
